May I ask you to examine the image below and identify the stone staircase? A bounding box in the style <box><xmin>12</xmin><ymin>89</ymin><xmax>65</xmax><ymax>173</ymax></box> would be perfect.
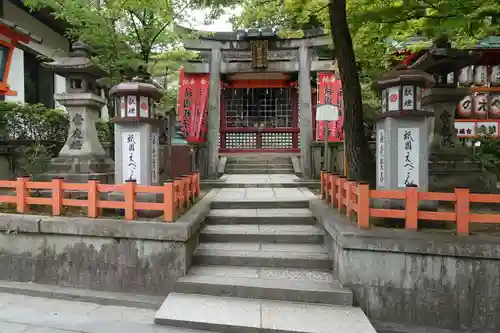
<box><xmin>155</xmin><ymin>190</ymin><xmax>376</xmax><ymax>333</ymax></box>
<box><xmin>225</xmin><ymin>154</ymin><xmax>294</xmax><ymax>174</ymax></box>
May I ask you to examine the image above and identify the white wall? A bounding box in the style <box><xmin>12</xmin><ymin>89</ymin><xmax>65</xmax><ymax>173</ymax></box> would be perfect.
<box><xmin>5</xmin><ymin>47</ymin><xmax>24</xmax><ymax>102</ymax></box>
<box><xmin>3</xmin><ymin>0</ymin><xmax>69</xmax><ymax>105</ymax></box>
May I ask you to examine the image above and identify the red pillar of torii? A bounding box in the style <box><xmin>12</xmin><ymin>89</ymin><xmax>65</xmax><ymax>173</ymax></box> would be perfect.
<box><xmin>0</xmin><ymin>18</ymin><xmax>41</xmax><ymax>96</ymax></box>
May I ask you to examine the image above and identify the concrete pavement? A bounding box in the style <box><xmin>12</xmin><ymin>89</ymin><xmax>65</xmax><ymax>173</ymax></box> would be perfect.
<box><xmin>0</xmin><ymin>293</ymin><xmax>207</xmax><ymax>333</ymax></box>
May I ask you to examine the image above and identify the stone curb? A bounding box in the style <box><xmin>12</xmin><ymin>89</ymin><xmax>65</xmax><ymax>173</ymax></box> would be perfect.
<box><xmin>0</xmin><ymin>280</ymin><xmax>163</xmax><ymax>309</ymax></box>
<box><xmin>309</xmin><ymin>198</ymin><xmax>500</xmax><ymax>260</ymax></box>
<box><xmin>0</xmin><ymin>188</ymin><xmax>220</xmax><ymax>242</ymax></box>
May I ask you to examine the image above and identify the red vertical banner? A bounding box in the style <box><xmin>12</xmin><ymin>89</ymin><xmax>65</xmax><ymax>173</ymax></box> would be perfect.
<box><xmin>316</xmin><ymin>72</ymin><xmax>344</xmax><ymax>142</ymax></box>
<box><xmin>177</xmin><ymin>68</ymin><xmax>210</xmax><ymax>143</ymax></box>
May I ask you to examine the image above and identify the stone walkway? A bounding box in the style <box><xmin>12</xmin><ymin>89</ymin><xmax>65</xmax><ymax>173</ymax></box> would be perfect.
<box><xmin>213</xmin><ymin>187</ymin><xmax>316</xmax><ymax>201</ymax></box>
<box><xmin>223</xmin><ymin>174</ymin><xmax>300</xmax><ymax>184</ymax></box>
<box><xmin>0</xmin><ymin>293</ymin><xmax>205</xmax><ymax>333</ymax></box>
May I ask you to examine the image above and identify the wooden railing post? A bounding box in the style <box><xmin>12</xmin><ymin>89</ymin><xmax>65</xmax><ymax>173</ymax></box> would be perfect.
<box><xmin>163</xmin><ymin>179</ymin><xmax>175</xmax><ymax>222</ymax></box>
<box><xmin>195</xmin><ymin>171</ymin><xmax>200</xmax><ymax>197</ymax></box>
<box><xmin>182</xmin><ymin>175</ymin><xmax>191</xmax><ymax>208</ymax></box>
<box><xmin>329</xmin><ymin>173</ymin><xmax>338</xmax><ymax>207</ymax></box>
<box><xmin>337</xmin><ymin>177</ymin><xmax>346</xmax><ymax>213</ymax></box>
<box><xmin>320</xmin><ymin>170</ymin><xmax>326</xmax><ymax>199</ymax></box>
<box><xmin>345</xmin><ymin>179</ymin><xmax>354</xmax><ymax>219</ymax></box>
<box><xmin>15</xmin><ymin>176</ymin><xmax>29</xmax><ymax>213</ymax></box>
<box><xmin>124</xmin><ymin>180</ymin><xmax>136</xmax><ymax>221</ymax></box>
<box><xmin>88</xmin><ymin>177</ymin><xmax>100</xmax><ymax>218</ymax></box>
<box><xmin>174</xmin><ymin>178</ymin><xmax>184</xmax><ymax>213</ymax></box>
<box><xmin>357</xmin><ymin>182</ymin><xmax>370</xmax><ymax>229</ymax></box>
<box><xmin>324</xmin><ymin>172</ymin><xmax>331</xmax><ymax>203</ymax></box>
<box><xmin>405</xmin><ymin>184</ymin><xmax>419</xmax><ymax>231</ymax></box>
<box><xmin>455</xmin><ymin>187</ymin><xmax>470</xmax><ymax>235</ymax></box>
<box><xmin>51</xmin><ymin>177</ymin><xmax>64</xmax><ymax>216</ymax></box>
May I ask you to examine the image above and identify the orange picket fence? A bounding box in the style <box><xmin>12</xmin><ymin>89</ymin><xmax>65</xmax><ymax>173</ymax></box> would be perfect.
<box><xmin>320</xmin><ymin>171</ymin><xmax>500</xmax><ymax>235</ymax></box>
<box><xmin>0</xmin><ymin>173</ymin><xmax>200</xmax><ymax>222</ymax></box>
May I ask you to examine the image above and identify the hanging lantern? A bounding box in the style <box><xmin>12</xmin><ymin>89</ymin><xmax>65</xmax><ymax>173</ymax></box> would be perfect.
<box><xmin>458</xmin><ymin>66</ymin><xmax>473</xmax><ymax>86</ymax></box>
<box><xmin>491</xmin><ymin>65</ymin><xmax>500</xmax><ymax>86</ymax></box>
<box><xmin>473</xmin><ymin>94</ymin><xmax>489</xmax><ymax>118</ymax></box>
<box><xmin>473</xmin><ymin>66</ymin><xmax>488</xmax><ymax>86</ymax></box>
<box><xmin>489</xmin><ymin>93</ymin><xmax>500</xmax><ymax>118</ymax></box>
<box><xmin>457</xmin><ymin>95</ymin><xmax>473</xmax><ymax>118</ymax></box>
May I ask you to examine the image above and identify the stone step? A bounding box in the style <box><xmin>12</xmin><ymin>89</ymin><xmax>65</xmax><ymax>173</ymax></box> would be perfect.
<box><xmin>205</xmin><ymin>209</ymin><xmax>316</xmax><ymax>225</ymax></box>
<box><xmin>211</xmin><ymin>199</ymin><xmax>309</xmax><ymax>209</ymax></box>
<box><xmin>175</xmin><ymin>265</ymin><xmax>352</xmax><ymax>305</ymax></box>
<box><xmin>155</xmin><ymin>293</ymin><xmax>376</xmax><ymax>333</ymax></box>
<box><xmin>226</xmin><ymin>168</ymin><xmax>294</xmax><ymax>174</ymax></box>
<box><xmin>226</xmin><ymin>163</ymin><xmax>293</xmax><ymax>168</ymax></box>
<box><xmin>200</xmin><ymin>225</ymin><xmax>323</xmax><ymax>244</ymax></box>
<box><xmin>193</xmin><ymin>243</ymin><xmax>331</xmax><ymax>270</ymax></box>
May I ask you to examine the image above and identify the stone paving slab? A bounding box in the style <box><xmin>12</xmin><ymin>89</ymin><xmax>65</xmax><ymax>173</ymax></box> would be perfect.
<box><xmin>0</xmin><ymin>293</ymin><xmax>209</xmax><ymax>333</ymax></box>
<box><xmin>155</xmin><ymin>293</ymin><xmax>376</xmax><ymax>333</ymax></box>
<box><xmin>224</xmin><ymin>174</ymin><xmax>300</xmax><ymax>184</ymax></box>
<box><xmin>213</xmin><ymin>188</ymin><xmax>314</xmax><ymax>201</ymax></box>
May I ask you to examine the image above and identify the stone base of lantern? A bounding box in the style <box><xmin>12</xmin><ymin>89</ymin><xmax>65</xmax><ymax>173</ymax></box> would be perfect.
<box><xmin>429</xmin><ymin>160</ymin><xmax>498</xmax><ymax>193</ymax></box>
<box><xmin>43</xmin><ymin>155</ymin><xmax>115</xmax><ymax>184</ymax></box>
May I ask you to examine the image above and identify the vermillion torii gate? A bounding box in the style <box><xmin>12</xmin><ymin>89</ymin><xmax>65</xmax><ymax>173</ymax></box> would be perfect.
<box><xmin>177</xmin><ymin>26</ymin><xmax>338</xmax><ymax>178</ymax></box>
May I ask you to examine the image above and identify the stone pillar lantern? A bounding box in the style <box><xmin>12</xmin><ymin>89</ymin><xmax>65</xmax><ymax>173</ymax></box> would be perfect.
<box><xmin>43</xmin><ymin>41</ymin><xmax>114</xmax><ymax>183</ymax></box>
<box><xmin>376</xmin><ymin>70</ymin><xmax>435</xmax><ymax>199</ymax></box>
<box><xmin>109</xmin><ymin>79</ymin><xmax>163</xmax><ymax>185</ymax></box>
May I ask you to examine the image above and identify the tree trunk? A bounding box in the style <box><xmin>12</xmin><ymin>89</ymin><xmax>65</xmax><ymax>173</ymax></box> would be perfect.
<box><xmin>329</xmin><ymin>0</ymin><xmax>375</xmax><ymax>184</ymax></box>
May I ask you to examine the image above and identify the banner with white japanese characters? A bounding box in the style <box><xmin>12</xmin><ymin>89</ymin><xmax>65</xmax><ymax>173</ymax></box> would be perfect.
<box><xmin>397</xmin><ymin>128</ymin><xmax>419</xmax><ymax>187</ymax></box>
<box><xmin>122</xmin><ymin>132</ymin><xmax>141</xmax><ymax>184</ymax></box>
<box><xmin>316</xmin><ymin>72</ymin><xmax>344</xmax><ymax>142</ymax></box>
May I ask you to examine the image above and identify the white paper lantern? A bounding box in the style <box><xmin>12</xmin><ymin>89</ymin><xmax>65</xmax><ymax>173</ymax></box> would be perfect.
<box><xmin>458</xmin><ymin>66</ymin><xmax>473</xmax><ymax>86</ymax></box>
<box><xmin>473</xmin><ymin>94</ymin><xmax>489</xmax><ymax>118</ymax></box>
<box><xmin>491</xmin><ymin>65</ymin><xmax>500</xmax><ymax>86</ymax></box>
<box><xmin>457</xmin><ymin>95</ymin><xmax>473</xmax><ymax>118</ymax></box>
<box><xmin>489</xmin><ymin>93</ymin><xmax>500</xmax><ymax>118</ymax></box>
<box><xmin>473</xmin><ymin>66</ymin><xmax>488</xmax><ymax>86</ymax></box>
<box><xmin>387</xmin><ymin>86</ymin><xmax>400</xmax><ymax>111</ymax></box>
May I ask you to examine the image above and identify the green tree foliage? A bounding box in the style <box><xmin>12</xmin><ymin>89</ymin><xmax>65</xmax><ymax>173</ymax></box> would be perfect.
<box><xmin>232</xmin><ymin>0</ymin><xmax>500</xmax><ymax>181</ymax></box>
<box><xmin>24</xmin><ymin>0</ymin><xmax>234</xmax><ymax>82</ymax></box>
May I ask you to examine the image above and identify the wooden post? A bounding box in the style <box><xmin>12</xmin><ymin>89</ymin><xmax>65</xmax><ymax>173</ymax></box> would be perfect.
<box><xmin>182</xmin><ymin>175</ymin><xmax>191</xmax><ymax>208</ymax></box>
<box><xmin>51</xmin><ymin>177</ymin><xmax>64</xmax><ymax>216</ymax></box>
<box><xmin>324</xmin><ymin>172</ymin><xmax>331</xmax><ymax>203</ymax></box>
<box><xmin>320</xmin><ymin>170</ymin><xmax>326</xmax><ymax>199</ymax></box>
<box><xmin>15</xmin><ymin>176</ymin><xmax>29</xmax><ymax>213</ymax></box>
<box><xmin>337</xmin><ymin>177</ymin><xmax>346</xmax><ymax>213</ymax></box>
<box><xmin>455</xmin><ymin>188</ymin><xmax>470</xmax><ymax>235</ymax></box>
<box><xmin>405</xmin><ymin>184</ymin><xmax>419</xmax><ymax>230</ymax></box>
<box><xmin>195</xmin><ymin>171</ymin><xmax>200</xmax><ymax>197</ymax></box>
<box><xmin>174</xmin><ymin>178</ymin><xmax>184</xmax><ymax>213</ymax></box>
<box><xmin>124</xmin><ymin>180</ymin><xmax>136</xmax><ymax>221</ymax></box>
<box><xmin>345</xmin><ymin>180</ymin><xmax>353</xmax><ymax>219</ymax></box>
<box><xmin>163</xmin><ymin>179</ymin><xmax>175</xmax><ymax>222</ymax></box>
<box><xmin>357</xmin><ymin>182</ymin><xmax>370</xmax><ymax>229</ymax></box>
<box><xmin>329</xmin><ymin>173</ymin><xmax>337</xmax><ymax>207</ymax></box>
<box><xmin>87</xmin><ymin>178</ymin><xmax>100</xmax><ymax>218</ymax></box>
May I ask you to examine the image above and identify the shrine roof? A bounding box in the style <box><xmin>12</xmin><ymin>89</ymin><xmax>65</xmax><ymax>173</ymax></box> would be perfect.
<box><xmin>175</xmin><ymin>24</ymin><xmax>328</xmax><ymax>41</ymax></box>
<box><xmin>0</xmin><ymin>18</ymin><xmax>42</xmax><ymax>43</ymax></box>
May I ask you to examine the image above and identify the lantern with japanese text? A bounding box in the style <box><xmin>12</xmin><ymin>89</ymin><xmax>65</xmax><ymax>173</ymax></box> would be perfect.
<box><xmin>110</xmin><ymin>78</ymin><xmax>164</xmax><ymax>186</ymax></box>
<box><xmin>457</xmin><ymin>95</ymin><xmax>473</xmax><ymax>118</ymax></box>
<box><xmin>490</xmin><ymin>93</ymin><xmax>500</xmax><ymax>118</ymax></box>
<box><xmin>380</xmin><ymin>82</ymin><xmax>423</xmax><ymax>112</ymax></box>
<box><xmin>473</xmin><ymin>66</ymin><xmax>488</xmax><ymax>86</ymax></box>
<box><xmin>473</xmin><ymin>94</ymin><xmax>489</xmax><ymax>118</ymax></box>
<box><xmin>41</xmin><ymin>41</ymin><xmax>114</xmax><ymax>183</ymax></box>
<box><xmin>458</xmin><ymin>66</ymin><xmax>473</xmax><ymax>86</ymax></box>
<box><xmin>491</xmin><ymin>66</ymin><xmax>500</xmax><ymax>86</ymax></box>
<box><xmin>376</xmin><ymin>69</ymin><xmax>434</xmax><ymax>194</ymax></box>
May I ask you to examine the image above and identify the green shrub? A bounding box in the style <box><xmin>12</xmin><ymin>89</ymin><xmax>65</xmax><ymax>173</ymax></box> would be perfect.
<box><xmin>473</xmin><ymin>137</ymin><xmax>500</xmax><ymax>175</ymax></box>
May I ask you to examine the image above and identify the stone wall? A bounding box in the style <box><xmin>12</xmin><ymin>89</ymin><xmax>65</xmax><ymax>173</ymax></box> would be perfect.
<box><xmin>310</xmin><ymin>198</ymin><xmax>500</xmax><ymax>333</ymax></box>
<box><xmin>0</xmin><ymin>189</ymin><xmax>218</xmax><ymax>295</ymax></box>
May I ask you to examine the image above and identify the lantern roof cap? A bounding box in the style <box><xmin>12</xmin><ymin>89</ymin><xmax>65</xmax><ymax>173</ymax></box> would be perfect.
<box><xmin>377</xmin><ymin>69</ymin><xmax>435</xmax><ymax>89</ymax></box>
<box><xmin>109</xmin><ymin>79</ymin><xmax>164</xmax><ymax>100</ymax></box>
<box><xmin>0</xmin><ymin>18</ymin><xmax>42</xmax><ymax>44</ymax></box>
<box><xmin>42</xmin><ymin>41</ymin><xmax>105</xmax><ymax>78</ymax></box>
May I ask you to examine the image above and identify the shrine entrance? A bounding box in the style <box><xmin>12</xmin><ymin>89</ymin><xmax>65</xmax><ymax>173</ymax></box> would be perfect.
<box><xmin>220</xmin><ymin>80</ymin><xmax>299</xmax><ymax>152</ymax></box>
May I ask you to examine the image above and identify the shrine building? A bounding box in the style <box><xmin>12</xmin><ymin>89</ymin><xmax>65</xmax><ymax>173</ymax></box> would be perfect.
<box><xmin>177</xmin><ymin>26</ymin><xmax>342</xmax><ymax>177</ymax></box>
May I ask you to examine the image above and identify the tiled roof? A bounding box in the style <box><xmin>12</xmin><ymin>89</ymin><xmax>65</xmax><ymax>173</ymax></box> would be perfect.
<box><xmin>0</xmin><ymin>17</ymin><xmax>42</xmax><ymax>43</ymax></box>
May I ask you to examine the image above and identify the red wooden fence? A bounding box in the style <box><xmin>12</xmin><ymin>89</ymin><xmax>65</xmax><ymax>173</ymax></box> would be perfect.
<box><xmin>0</xmin><ymin>173</ymin><xmax>200</xmax><ymax>222</ymax></box>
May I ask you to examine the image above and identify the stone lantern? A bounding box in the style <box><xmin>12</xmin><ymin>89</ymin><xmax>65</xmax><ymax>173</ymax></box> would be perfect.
<box><xmin>109</xmin><ymin>79</ymin><xmax>163</xmax><ymax>185</ymax></box>
<box><xmin>43</xmin><ymin>41</ymin><xmax>114</xmax><ymax>183</ymax></box>
<box><xmin>376</xmin><ymin>70</ymin><xmax>435</xmax><ymax>197</ymax></box>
